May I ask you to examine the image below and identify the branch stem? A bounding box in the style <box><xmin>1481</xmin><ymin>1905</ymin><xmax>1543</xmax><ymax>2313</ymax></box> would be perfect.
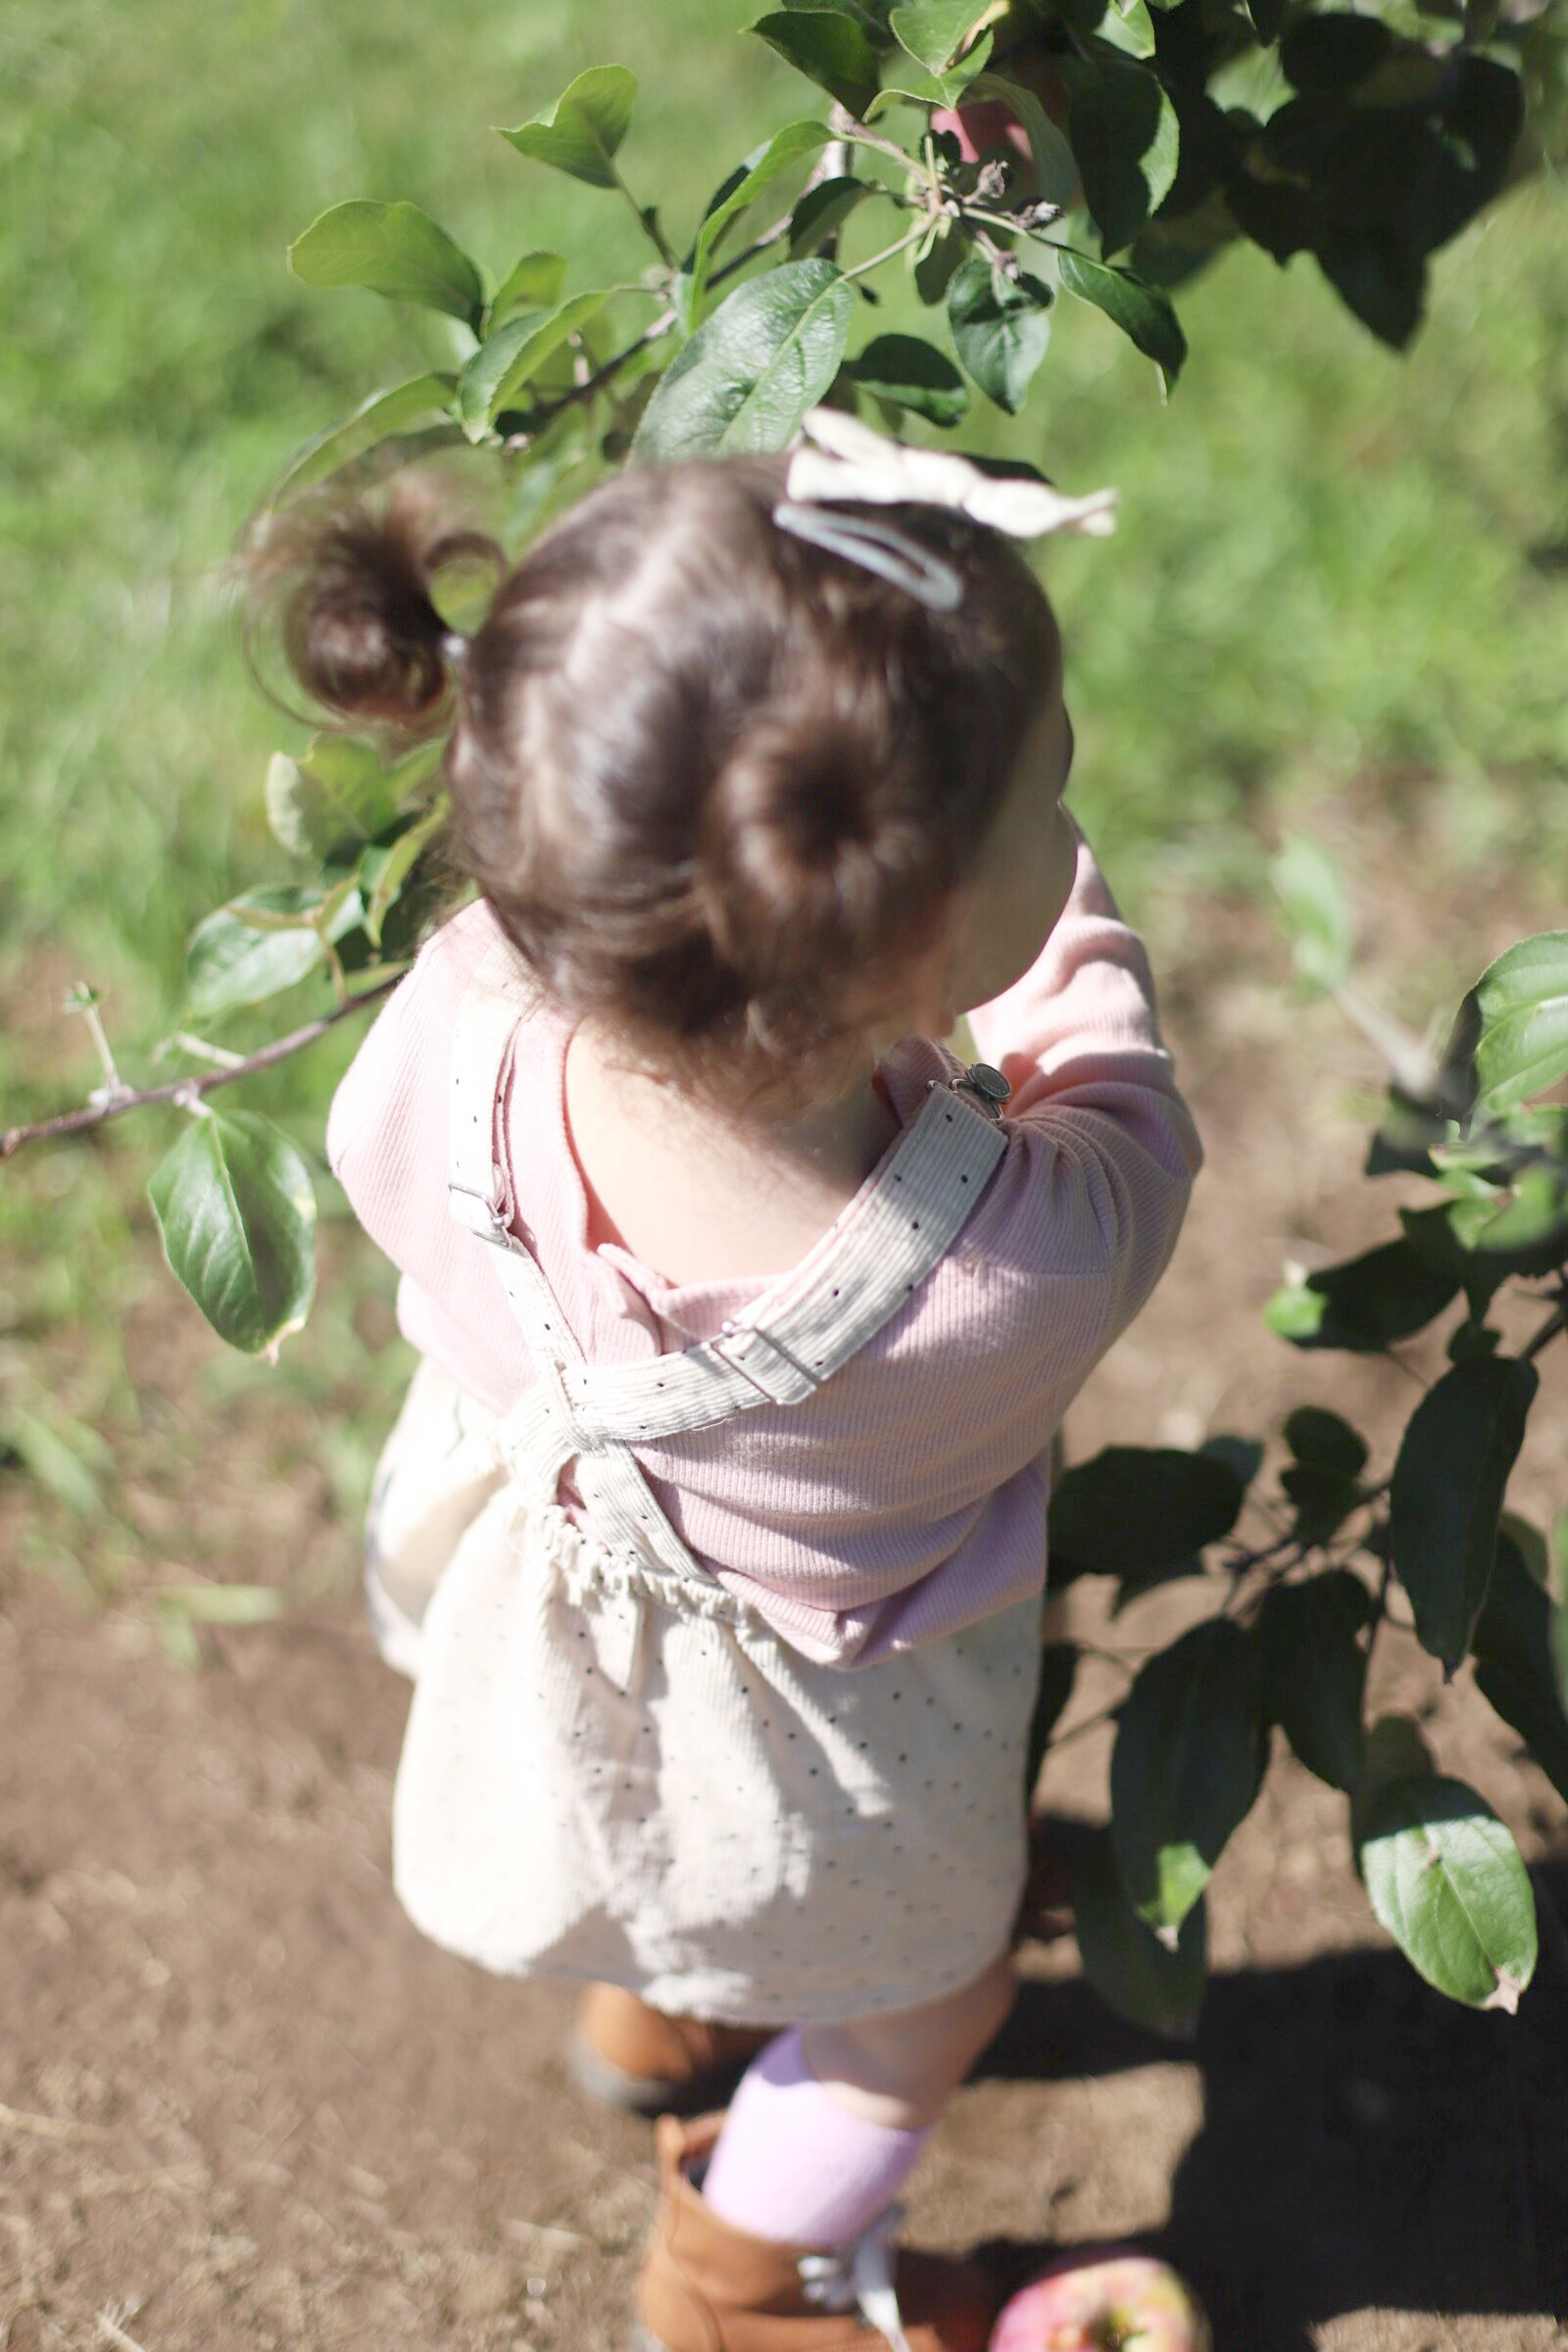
<box><xmin>2</xmin><ymin>976</ymin><xmax>402</xmax><ymax>1160</ymax></box>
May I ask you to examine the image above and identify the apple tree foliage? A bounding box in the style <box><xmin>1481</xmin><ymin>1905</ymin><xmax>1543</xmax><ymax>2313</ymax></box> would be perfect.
<box><xmin>8</xmin><ymin>0</ymin><xmax>1568</xmax><ymax>2028</ymax></box>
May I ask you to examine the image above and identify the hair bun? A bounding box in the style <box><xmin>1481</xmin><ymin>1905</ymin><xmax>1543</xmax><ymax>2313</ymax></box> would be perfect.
<box><xmin>246</xmin><ymin>482</ymin><xmax>502</xmax><ymax>735</ymax></box>
<box><xmin>704</xmin><ymin>706</ymin><xmax>935</xmax><ymax>985</ymax></box>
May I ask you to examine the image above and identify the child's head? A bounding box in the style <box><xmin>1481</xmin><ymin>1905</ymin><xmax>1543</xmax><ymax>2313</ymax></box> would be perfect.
<box><xmin>259</xmin><ymin>455</ymin><xmax>1070</xmax><ymax>1109</ymax></box>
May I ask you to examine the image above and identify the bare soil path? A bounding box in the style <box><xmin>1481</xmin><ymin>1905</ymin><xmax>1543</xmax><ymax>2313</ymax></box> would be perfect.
<box><xmin>4</xmin><ymin>863</ymin><xmax>1566</xmax><ymax>2352</ymax></box>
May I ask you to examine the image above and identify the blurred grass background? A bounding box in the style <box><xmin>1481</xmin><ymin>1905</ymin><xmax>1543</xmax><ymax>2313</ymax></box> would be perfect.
<box><xmin>2</xmin><ymin>0</ymin><xmax>1566</xmax><ymax>1600</ymax></box>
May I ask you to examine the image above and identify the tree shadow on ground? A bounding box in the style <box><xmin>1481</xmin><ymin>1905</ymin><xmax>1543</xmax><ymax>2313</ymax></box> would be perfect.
<box><xmin>973</xmin><ymin>1840</ymin><xmax>1568</xmax><ymax>2349</ymax></box>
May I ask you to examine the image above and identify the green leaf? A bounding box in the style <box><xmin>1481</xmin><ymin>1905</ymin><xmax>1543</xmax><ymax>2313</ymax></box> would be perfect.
<box><xmin>889</xmin><ymin>0</ymin><xmax>983</xmax><ymax>74</ymax></box>
<box><xmin>1270</xmin><ymin>834</ymin><xmax>1352</xmax><ymax>992</ymax></box>
<box><xmin>3</xmin><ymin>1404</ymin><xmax>111</xmax><ymax>1518</ymax></box>
<box><xmin>881</xmin><ymin>14</ymin><xmax>994</xmax><ymax>104</ymax></box>
<box><xmin>1264</xmin><ymin>1237</ymin><xmax>1459</xmax><ymax>1351</ymax></box>
<box><xmin>1285</xmin><ymin>1405</ymin><xmax>1369</xmax><ymax>1479</ymax></box>
<box><xmin>289</xmin><ymin>201</ymin><xmax>484</xmax><ymax>327</ymax></box>
<box><xmin>633</xmin><ymin>261</ymin><xmax>855</xmax><ymax>461</ymax></box>
<box><xmin>1391</xmin><ymin>1354</ymin><xmax>1539</xmax><ymax>1676</ymax></box>
<box><xmin>186</xmin><ymin>885</ymin><xmax>365</xmax><ymax>1019</ymax></box>
<box><xmin>1472</xmin><ymin>1532</ymin><xmax>1568</xmax><ymax>1807</ymax></box>
<box><xmin>457</xmin><ymin>289</ymin><xmax>617</xmax><ymax>439</ymax></box>
<box><xmin>684</xmin><ymin>122</ymin><xmax>834</xmax><ymax>324</ymax></box>
<box><xmin>876</xmin><ymin>41</ymin><xmax>996</xmax><ymax>115</ymax></box>
<box><xmin>1444</xmin><ymin>931</ymin><xmax>1568</xmax><ymax>1125</ymax></box>
<box><xmin>963</xmin><ymin>71</ymin><xmax>1081</xmax><ymax>215</ymax></box>
<box><xmin>1257</xmin><ymin>1570</ymin><xmax>1373</xmax><ymax>1790</ymax></box>
<box><xmin>1446</xmin><ymin>1163</ymin><xmax>1568</xmax><ymax>1274</ymax></box>
<box><xmin>1353</xmin><ymin>1772</ymin><xmax>1537</xmax><ymax>2011</ymax></box>
<box><xmin>910</xmin><ymin>219</ymin><xmax>965</xmax><ymax>305</ymax></box>
<box><xmin>946</xmin><ymin>257</ymin><xmax>1054</xmax><ymax>414</ymax></box>
<box><xmin>790</xmin><ymin>174</ymin><xmax>875</xmax><ymax>258</ymax></box>
<box><xmin>497</xmin><ymin>66</ymin><xmax>638</xmax><ymax>189</ymax></box>
<box><xmin>1049</xmin><ymin>1445</ymin><xmax>1245</xmax><ymax>1582</ymax></box>
<box><xmin>160</xmin><ymin>1582</ymin><xmax>285</xmax><ymax>1626</ymax></box>
<box><xmin>148</xmin><ymin>1111</ymin><xmax>317</xmax><ymax>1355</ymax></box>
<box><xmin>1072</xmin><ymin>1827</ymin><xmax>1207</xmax><ymax>2035</ymax></box>
<box><xmin>751</xmin><ymin>10</ymin><xmax>879</xmax><ymax>118</ymax></box>
<box><xmin>266</xmin><ymin>735</ymin><xmax>401</xmax><ymax>860</ymax></box>
<box><xmin>1055</xmin><ymin>249</ymin><xmax>1186</xmax><ymax>389</ymax></box>
<box><xmin>1023</xmin><ymin>1641</ymin><xmax>1079</xmax><ymax>1801</ymax></box>
<box><xmin>1094</xmin><ymin>0</ymin><xmax>1156</xmax><ymax>60</ymax></box>
<box><xmin>1059</xmin><ymin>53</ymin><xmax>1179</xmax><ymax>258</ymax></box>
<box><xmin>359</xmin><ymin>793</ymin><xmax>450</xmax><ymax>951</ymax></box>
<box><xmin>272</xmin><ymin>375</ymin><xmax>459</xmax><ymax>503</ymax></box>
<box><xmin>490</xmin><ymin>248</ymin><xmax>568</xmax><ymax>324</ymax></box>
<box><xmin>187</xmin><ymin>897</ymin><xmax>322</xmax><ymax>1019</ymax></box>
<box><xmin>1110</xmin><ymin>1618</ymin><xmax>1266</xmax><ymax>1940</ymax></box>
<box><xmin>846</xmin><ymin>332</ymin><xmax>968</xmax><ymax>423</ymax></box>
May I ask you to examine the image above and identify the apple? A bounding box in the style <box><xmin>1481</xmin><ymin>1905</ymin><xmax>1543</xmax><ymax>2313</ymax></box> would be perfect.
<box><xmin>989</xmin><ymin>2251</ymin><xmax>1212</xmax><ymax>2352</ymax></box>
<box><xmin>930</xmin><ymin>47</ymin><xmax>1074</xmax><ymax>206</ymax></box>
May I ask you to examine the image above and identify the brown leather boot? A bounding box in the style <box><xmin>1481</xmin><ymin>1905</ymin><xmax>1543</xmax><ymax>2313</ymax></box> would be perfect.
<box><xmin>569</xmin><ymin>1985</ymin><xmax>774</xmax><ymax>2115</ymax></box>
<box><xmin>635</xmin><ymin>2111</ymin><xmax>999</xmax><ymax>2352</ymax></box>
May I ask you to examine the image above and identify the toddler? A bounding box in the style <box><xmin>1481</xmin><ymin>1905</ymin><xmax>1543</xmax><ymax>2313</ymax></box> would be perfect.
<box><xmin>271</xmin><ymin>416</ymin><xmax>1200</xmax><ymax>2352</ymax></box>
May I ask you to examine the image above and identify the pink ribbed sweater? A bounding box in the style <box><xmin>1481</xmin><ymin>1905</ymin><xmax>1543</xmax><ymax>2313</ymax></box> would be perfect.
<box><xmin>326</xmin><ymin>834</ymin><xmax>1200</xmax><ymax>1667</ymax></box>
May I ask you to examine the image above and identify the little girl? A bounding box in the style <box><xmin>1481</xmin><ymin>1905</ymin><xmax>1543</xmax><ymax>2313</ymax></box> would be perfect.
<box><xmin>272</xmin><ymin>416</ymin><xmax>1200</xmax><ymax>2352</ymax></box>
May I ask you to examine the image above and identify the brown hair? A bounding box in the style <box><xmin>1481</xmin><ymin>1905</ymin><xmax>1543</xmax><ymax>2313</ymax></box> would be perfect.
<box><xmin>248</xmin><ymin>456</ymin><xmax>1059</xmax><ymax>1109</ymax></box>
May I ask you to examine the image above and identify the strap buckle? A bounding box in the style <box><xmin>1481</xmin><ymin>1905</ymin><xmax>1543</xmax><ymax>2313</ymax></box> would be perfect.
<box><xmin>706</xmin><ymin>1318</ymin><xmax>821</xmax><ymax>1407</ymax></box>
<box><xmin>448</xmin><ymin>1179</ymin><xmax>515</xmax><ymax>1248</ymax></box>
<box><xmin>940</xmin><ymin>1060</ymin><xmax>1011</xmax><ymax>1125</ymax></box>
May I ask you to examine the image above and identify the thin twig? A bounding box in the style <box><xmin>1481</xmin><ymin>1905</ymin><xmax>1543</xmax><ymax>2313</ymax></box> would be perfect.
<box><xmin>1522</xmin><ymin>1289</ymin><xmax>1568</xmax><ymax>1363</ymax></box>
<box><xmin>2</xmin><ymin>974</ymin><xmax>401</xmax><ymax>1159</ymax></box>
<box><xmin>1044</xmin><ymin>1697</ymin><xmax>1123</xmax><ymax>1754</ymax></box>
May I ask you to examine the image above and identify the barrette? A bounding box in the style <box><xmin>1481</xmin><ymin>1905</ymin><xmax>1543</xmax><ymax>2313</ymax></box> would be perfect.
<box><xmin>771</xmin><ymin>501</ymin><xmax>963</xmax><ymax>612</ymax></box>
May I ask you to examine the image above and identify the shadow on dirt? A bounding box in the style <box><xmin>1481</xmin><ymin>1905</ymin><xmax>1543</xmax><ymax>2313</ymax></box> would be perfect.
<box><xmin>975</xmin><ymin>1838</ymin><xmax>1568</xmax><ymax>2348</ymax></box>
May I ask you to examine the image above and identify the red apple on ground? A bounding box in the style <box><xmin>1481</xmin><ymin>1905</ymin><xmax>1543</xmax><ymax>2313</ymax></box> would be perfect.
<box><xmin>990</xmin><ymin>2250</ymin><xmax>1212</xmax><ymax>2352</ymax></box>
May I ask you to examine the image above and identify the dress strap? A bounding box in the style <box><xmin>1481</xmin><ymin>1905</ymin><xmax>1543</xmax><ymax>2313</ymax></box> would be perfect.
<box><xmin>445</xmin><ymin>945</ymin><xmax>1007</xmax><ymax>1452</ymax></box>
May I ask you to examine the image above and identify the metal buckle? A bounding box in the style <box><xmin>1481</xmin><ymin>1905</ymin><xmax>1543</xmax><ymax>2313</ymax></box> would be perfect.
<box><xmin>945</xmin><ymin>1061</ymin><xmax>1010</xmax><ymax>1124</ymax></box>
<box><xmin>708</xmin><ymin>1318</ymin><xmax>820</xmax><ymax>1406</ymax></box>
<box><xmin>447</xmin><ymin>1180</ymin><xmax>515</xmax><ymax>1248</ymax></box>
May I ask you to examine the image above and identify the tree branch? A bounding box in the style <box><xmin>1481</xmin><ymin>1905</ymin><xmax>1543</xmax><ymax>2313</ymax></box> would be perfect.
<box><xmin>2</xmin><ymin>975</ymin><xmax>402</xmax><ymax>1160</ymax></box>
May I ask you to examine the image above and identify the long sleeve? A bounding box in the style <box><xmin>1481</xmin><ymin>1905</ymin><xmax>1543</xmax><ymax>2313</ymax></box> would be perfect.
<box><xmin>961</xmin><ymin>823</ymin><xmax>1202</xmax><ymax>1383</ymax></box>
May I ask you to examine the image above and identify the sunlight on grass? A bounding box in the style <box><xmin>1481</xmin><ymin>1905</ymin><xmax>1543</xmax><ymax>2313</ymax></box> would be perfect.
<box><xmin>3</xmin><ymin>0</ymin><xmax>1567</xmax><ymax>1601</ymax></box>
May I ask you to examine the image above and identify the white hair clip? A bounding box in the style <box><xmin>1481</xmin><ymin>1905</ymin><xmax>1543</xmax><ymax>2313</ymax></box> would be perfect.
<box><xmin>772</xmin><ymin>501</ymin><xmax>964</xmax><ymax>612</ymax></box>
<box><xmin>774</xmin><ymin>409</ymin><xmax>1117</xmax><ymax>607</ymax></box>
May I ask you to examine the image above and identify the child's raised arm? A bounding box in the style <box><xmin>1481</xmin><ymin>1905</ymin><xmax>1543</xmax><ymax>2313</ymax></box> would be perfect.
<box><xmin>962</xmin><ymin>821</ymin><xmax>1202</xmax><ymax>1370</ymax></box>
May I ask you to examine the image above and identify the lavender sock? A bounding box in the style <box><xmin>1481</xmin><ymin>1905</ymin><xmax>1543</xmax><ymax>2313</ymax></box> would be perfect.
<box><xmin>699</xmin><ymin>2028</ymin><xmax>933</xmax><ymax>2247</ymax></box>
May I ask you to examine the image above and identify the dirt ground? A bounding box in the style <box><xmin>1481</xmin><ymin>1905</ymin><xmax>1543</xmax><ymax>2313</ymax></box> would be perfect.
<box><xmin>4</xmin><ymin>850</ymin><xmax>1567</xmax><ymax>2352</ymax></box>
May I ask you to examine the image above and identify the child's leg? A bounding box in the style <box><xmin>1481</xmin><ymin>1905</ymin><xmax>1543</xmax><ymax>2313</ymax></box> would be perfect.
<box><xmin>800</xmin><ymin>1946</ymin><xmax>1017</xmax><ymax>2127</ymax></box>
<box><xmin>700</xmin><ymin>1951</ymin><xmax>1015</xmax><ymax>2244</ymax></box>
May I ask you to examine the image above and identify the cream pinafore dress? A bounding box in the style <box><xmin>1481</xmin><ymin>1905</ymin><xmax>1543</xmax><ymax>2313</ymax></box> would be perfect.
<box><xmin>364</xmin><ymin>941</ymin><xmax>1043</xmax><ymax>2025</ymax></box>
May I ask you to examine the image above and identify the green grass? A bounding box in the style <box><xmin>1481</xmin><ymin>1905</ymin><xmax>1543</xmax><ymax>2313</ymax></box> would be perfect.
<box><xmin>2</xmin><ymin>0</ymin><xmax>1567</xmax><ymax>1558</ymax></box>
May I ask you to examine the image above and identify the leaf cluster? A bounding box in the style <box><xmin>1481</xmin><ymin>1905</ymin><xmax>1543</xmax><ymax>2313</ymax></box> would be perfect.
<box><xmin>1035</xmin><ymin>919</ymin><xmax>1568</xmax><ymax>2030</ymax></box>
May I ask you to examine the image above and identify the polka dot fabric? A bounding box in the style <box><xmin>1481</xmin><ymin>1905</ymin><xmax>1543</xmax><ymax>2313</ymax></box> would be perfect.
<box><xmin>370</xmin><ymin>1356</ymin><xmax>1040</xmax><ymax>2023</ymax></box>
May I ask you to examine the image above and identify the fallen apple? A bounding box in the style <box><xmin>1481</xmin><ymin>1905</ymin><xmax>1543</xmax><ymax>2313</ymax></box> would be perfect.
<box><xmin>989</xmin><ymin>2250</ymin><xmax>1212</xmax><ymax>2352</ymax></box>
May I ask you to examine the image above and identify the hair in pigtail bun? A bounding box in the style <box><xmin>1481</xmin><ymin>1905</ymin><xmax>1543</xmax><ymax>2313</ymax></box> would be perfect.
<box><xmin>239</xmin><ymin>479</ymin><xmax>503</xmax><ymax>736</ymax></box>
<box><xmin>703</xmin><ymin>705</ymin><xmax>950</xmax><ymax>995</ymax></box>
